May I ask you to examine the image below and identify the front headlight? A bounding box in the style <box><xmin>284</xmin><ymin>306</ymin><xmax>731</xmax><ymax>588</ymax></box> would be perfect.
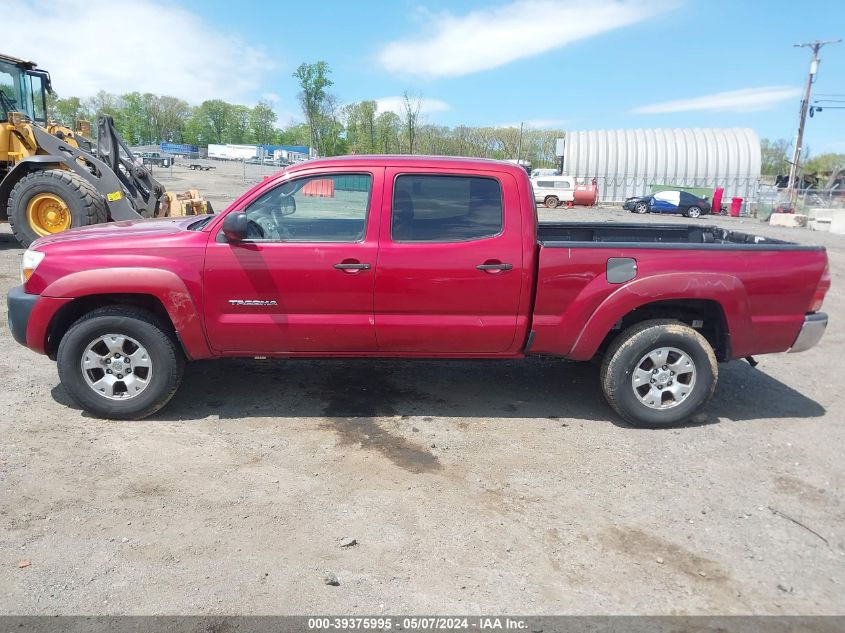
<box><xmin>21</xmin><ymin>249</ymin><xmax>45</xmax><ymax>283</ymax></box>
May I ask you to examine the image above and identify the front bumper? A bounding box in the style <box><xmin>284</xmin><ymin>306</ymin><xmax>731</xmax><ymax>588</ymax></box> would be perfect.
<box><xmin>789</xmin><ymin>313</ymin><xmax>828</xmax><ymax>353</ymax></box>
<box><xmin>7</xmin><ymin>285</ymin><xmax>39</xmax><ymax>346</ymax></box>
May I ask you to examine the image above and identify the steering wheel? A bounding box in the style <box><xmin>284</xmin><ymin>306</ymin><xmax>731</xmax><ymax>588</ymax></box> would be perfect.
<box><xmin>246</xmin><ymin>219</ymin><xmax>265</xmax><ymax>239</ymax></box>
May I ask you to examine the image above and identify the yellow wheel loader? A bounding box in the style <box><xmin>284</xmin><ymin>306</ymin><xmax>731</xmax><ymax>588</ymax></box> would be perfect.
<box><xmin>0</xmin><ymin>53</ymin><xmax>210</xmax><ymax>247</ymax></box>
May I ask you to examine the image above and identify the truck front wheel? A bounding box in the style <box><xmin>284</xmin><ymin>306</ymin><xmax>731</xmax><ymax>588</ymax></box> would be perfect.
<box><xmin>57</xmin><ymin>306</ymin><xmax>185</xmax><ymax>420</ymax></box>
<box><xmin>8</xmin><ymin>169</ymin><xmax>109</xmax><ymax>248</ymax></box>
<box><xmin>600</xmin><ymin>319</ymin><xmax>717</xmax><ymax>427</ymax></box>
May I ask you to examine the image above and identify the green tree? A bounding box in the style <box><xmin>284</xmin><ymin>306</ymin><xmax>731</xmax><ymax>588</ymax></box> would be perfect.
<box><xmin>345</xmin><ymin>100</ymin><xmax>378</xmax><ymax>154</ymax></box>
<box><xmin>293</xmin><ymin>61</ymin><xmax>333</xmax><ymax>153</ymax></box>
<box><xmin>274</xmin><ymin>122</ymin><xmax>310</xmax><ymax>146</ymax></box>
<box><xmin>52</xmin><ymin>96</ymin><xmax>86</xmax><ymax>127</ymax></box>
<box><xmin>250</xmin><ymin>101</ymin><xmax>277</xmax><ymax>145</ymax></box>
<box><xmin>196</xmin><ymin>99</ymin><xmax>232</xmax><ymax>144</ymax></box>
<box><xmin>401</xmin><ymin>90</ymin><xmax>422</xmax><ymax>154</ymax></box>
<box><xmin>374</xmin><ymin>111</ymin><xmax>401</xmax><ymax>153</ymax></box>
<box><xmin>761</xmin><ymin>138</ymin><xmax>792</xmax><ymax>176</ymax></box>
<box><xmin>803</xmin><ymin>152</ymin><xmax>845</xmax><ymax>176</ymax></box>
<box><xmin>227</xmin><ymin>104</ymin><xmax>252</xmax><ymax>144</ymax></box>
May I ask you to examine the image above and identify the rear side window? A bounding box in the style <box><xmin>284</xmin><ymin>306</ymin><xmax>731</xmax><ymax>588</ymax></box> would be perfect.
<box><xmin>536</xmin><ymin>180</ymin><xmax>571</xmax><ymax>189</ymax></box>
<box><xmin>392</xmin><ymin>175</ymin><xmax>503</xmax><ymax>242</ymax></box>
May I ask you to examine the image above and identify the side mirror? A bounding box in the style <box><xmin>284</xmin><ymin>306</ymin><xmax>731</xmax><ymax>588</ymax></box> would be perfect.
<box><xmin>222</xmin><ymin>212</ymin><xmax>248</xmax><ymax>242</ymax></box>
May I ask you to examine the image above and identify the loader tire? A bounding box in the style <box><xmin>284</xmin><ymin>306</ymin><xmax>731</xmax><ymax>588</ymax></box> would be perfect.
<box><xmin>8</xmin><ymin>169</ymin><xmax>109</xmax><ymax>248</ymax></box>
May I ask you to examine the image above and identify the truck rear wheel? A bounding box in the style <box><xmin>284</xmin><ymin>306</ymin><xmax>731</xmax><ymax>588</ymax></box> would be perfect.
<box><xmin>57</xmin><ymin>306</ymin><xmax>185</xmax><ymax>420</ymax></box>
<box><xmin>544</xmin><ymin>195</ymin><xmax>559</xmax><ymax>209</ymax></box>
<box><xmin>8</xmin><ymin>169</ymin><xmax>108</xmax><ymax>248</ymax></box>
<box><xmin>600</xmin><ymin>319</ymin><xmax>717</xmax><ymax>427</ymax></box>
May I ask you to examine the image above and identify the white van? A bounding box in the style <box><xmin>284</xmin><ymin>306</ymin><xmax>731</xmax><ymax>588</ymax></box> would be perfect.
<box><xmin>531</xmin><ymin>176</ymin><xmax>575</xmax><ymax>208</ymax></box>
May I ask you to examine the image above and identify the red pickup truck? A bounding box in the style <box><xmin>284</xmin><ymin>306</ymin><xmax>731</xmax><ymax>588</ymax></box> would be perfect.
<box><xmin>7</xmin><ymin>156</ymin><xmax>830</xmax><ymax>427</ymax></box>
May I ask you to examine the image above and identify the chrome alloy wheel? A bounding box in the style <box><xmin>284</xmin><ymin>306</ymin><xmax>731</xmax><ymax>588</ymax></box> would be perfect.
<box><xmin>631</xmin><ymin>346</ymin><xmax>696</xmax><ymax>410</ymax></box>
<box><xmin>81</xmin><ymin>334</ymin><xmax>153</xmax><ymax>400</ymax></box>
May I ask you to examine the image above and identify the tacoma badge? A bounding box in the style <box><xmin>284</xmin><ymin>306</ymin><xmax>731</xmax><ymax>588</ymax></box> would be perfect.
<box><xmin>228</xmin><ymin>299</ymin><xmax>278</xmax><ymax>306</ymax></box>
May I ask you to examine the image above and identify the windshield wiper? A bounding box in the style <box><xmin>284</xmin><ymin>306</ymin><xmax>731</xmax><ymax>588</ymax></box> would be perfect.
<box><xmin>187</xmin><ymin>216</ymin><xmax>214</xmax><ymax>231</ymax></box>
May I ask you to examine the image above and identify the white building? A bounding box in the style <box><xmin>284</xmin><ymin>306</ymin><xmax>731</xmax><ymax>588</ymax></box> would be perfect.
<box><xmin>561</xmin><ymin>128</ymin><xmax>761</xmax><ymax>203</ymax></box>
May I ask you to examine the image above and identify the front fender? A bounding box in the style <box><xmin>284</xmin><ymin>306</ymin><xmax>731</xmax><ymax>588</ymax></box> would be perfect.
<box><xmin>567</xmin><ymin>272</ymin><xmax>754</xmax><ymax>360</ymax></box>
<box><xmin>42</xmin><ymin>267</ymin><xmax>212</xmax><ymax>359</ymax></box>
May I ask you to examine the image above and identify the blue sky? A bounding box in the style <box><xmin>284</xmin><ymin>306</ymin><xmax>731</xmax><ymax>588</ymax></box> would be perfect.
<box><xmin>9</xmin><ymin>0</ymin><xmax>845</xmax><ymax>153</ymax></box>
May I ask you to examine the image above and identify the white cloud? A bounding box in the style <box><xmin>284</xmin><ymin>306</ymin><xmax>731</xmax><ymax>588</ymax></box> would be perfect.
<box><xmin>377</xmin><ymin>0</ymin><xmax>676</xmax><ymax>78</ymax></box>
<box><xmin>375</xmin><ymin>96</ymin><xmax>451</xmax><ymax>115</ymax></box>
<box><xmin>632</xmin><ymin>86</ymin><xmax>801</xmax><ymax>114</ymax></box>
<box><xmin>4</xmin><ymin>0</ymin><xmax>274</xmax><ymax>103</ymax></box>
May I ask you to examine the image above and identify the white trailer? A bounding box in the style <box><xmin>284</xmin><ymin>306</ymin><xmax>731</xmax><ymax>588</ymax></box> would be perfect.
<box><xmin>207</xmin><ymin>144</ymin><xmax>258</xmax><ymax>161</ymax></box>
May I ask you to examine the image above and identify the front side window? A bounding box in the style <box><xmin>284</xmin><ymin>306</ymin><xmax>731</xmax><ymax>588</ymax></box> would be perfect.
<box><xmin>244</xmin><ymin>173</ymin><xmax>371</xmax><ymax>242</ymax></box>
<box><xmin>392</xmin><ymin>175</ymin><xmax>503</xmax><ymax>242</ymax></box>
<box><xmin>28</xmin><ymin>74</ymin><xmax>46</xmax><ymax>123</ymax></box>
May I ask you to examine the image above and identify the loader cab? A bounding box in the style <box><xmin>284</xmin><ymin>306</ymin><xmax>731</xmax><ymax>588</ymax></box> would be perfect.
<box><xmin>0</xmin><ymin>54</ymin><xmax>50</xmax><ymax>125</ymax></box>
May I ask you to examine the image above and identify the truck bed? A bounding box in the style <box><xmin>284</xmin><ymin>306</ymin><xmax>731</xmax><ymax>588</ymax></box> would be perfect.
<box><xmin>531</xmin><ymin>221</ymin><xmax>829</xmax><ymax>361</ymax></box>
<box><xmin>538</xmin><ymin>222</ymin><xmax>822</xmax><ymax>250</ymax></box>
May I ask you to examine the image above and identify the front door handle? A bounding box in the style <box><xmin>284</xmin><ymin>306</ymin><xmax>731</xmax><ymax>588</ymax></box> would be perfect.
<box><xmin>476</xmin><ymin>262</ymin><xmax>513</xmax><ymax>272</ymax></box>
<box><xmin>334</xmin><ymin>261</ymin><xmax>371</xmax><ymax>271</ymax></box>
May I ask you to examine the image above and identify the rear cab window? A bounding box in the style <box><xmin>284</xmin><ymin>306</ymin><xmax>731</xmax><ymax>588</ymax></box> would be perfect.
<box><xmin>391</xmin><ymin>174</ymin><xmax>503</xmax><ymax>242</ymax></box>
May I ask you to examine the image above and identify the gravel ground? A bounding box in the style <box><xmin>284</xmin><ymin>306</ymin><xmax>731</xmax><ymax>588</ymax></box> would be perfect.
<box><xmin>1</xmin><ymin>161</ymin><xmax>843</xmax><ymax>615</ymax></box>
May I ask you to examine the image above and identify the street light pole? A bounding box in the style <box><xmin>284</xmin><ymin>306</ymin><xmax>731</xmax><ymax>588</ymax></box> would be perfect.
<box><xmin>786</xmin><ymin>39</ymin><xmax>841</xmax><ymax>205</ymax></box>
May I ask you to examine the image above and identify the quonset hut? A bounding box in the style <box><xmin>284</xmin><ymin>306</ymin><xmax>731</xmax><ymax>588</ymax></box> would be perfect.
<box><xmin>562</xmin><ymin>128</ymin><xmax>761</xmax><ymax>204</ymax></box>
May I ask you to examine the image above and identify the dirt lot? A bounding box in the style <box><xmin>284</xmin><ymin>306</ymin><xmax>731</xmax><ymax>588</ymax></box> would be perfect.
<box><xmin>1</xmin><ymin>161</ymin><xmax>843</xmax><ymax>615</ymax></box>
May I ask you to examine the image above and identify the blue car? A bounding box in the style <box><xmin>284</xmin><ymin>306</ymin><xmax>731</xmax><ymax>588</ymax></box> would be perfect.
<box><xmin>623</xmin><ymin>190</ymin><xmax>712</xmax><ymax>218</ymax></box>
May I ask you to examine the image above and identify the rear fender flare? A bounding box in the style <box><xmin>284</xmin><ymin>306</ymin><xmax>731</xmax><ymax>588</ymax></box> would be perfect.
<box><xmin>568</xmin><ymin>272</ymin><xmax>753</xmax><ymax>360</ymax></box>
<box><xmin>42</xmin><ymin>268</ymin><xmax>211</xmax><ymax>359</ymax></box>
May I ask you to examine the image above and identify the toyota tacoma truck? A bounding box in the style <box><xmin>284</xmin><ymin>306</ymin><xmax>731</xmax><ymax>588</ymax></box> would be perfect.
<box><xmin>7</xmin><ymin>156</ymin><xmax>831</xmax><ymax>427</ymax></box>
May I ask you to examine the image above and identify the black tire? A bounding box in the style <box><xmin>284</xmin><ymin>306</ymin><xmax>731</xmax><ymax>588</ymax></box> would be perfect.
<box><xmin>687</xmin><ymin>205</ymin><xmax>702</xmax><ymax>218</ymax></box>
<box><xmin>600</xmin><ymin>319</ymin><xmax>717</xmax><ymax>428</ymax></box>
<box><xmin>634</xmin><ymin>201</ymin><xmax>649</xmax><ymax>214</ymax></box>
<box><xmin>8</xmin><ymin>169</ymin><xmax>109</xmax><ymax>248</ymax></box>
<box><xmin>57</xmin><ymin>306</ymin><xmax>185</xmax><ymax>420</ymax></box>
<box><xmin>545</xmin><ymin>195</ymin><xmax>559</xmax><ymax>209</ymax></box>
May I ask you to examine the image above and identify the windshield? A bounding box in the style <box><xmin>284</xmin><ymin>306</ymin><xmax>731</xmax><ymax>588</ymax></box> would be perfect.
<box><xmin>0</xmin><ymin>61</ymin><xmax>46</xmax><ymax>123</ymax></box>
<box><xmin>0</xmin><ymin>60</ymin><xmax>48</xmax><ymax>123</ymax></box>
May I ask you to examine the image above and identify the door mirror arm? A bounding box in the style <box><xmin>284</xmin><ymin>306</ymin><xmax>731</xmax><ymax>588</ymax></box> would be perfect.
<box><xmin>221</xmin><ymin>212</ymin><xmax>248</xmax><ymax>242</ymax></box>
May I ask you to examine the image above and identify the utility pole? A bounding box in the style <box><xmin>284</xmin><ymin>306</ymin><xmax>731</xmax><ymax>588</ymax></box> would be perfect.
<box><xmin>786</xmin><ymin>39</ymin><xmax>841</xmax><ymax>204</ymax></box>
<box><xmin>515</xmin><ymin>122</ymin><xmax>524</xmax><ymax>169</ymax></box>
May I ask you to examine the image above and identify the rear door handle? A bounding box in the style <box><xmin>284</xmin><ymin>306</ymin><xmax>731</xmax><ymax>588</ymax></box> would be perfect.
<box><xmin>476</xmin><ymin>262</ymin><xmax>513</xmax><ymax>272</ymax></box>
<box><xmin>334</xmin><ymin>262</ymin><xmax>371</xmax><ymax>271</ymax></box>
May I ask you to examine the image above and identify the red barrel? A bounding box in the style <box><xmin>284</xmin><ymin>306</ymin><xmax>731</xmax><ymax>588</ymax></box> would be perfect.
<box><xmin>712</xmin><ymin>187</ymin><xmax>724</xmax><ymax>215</ymax></box>
<box><xmin>730</xmin><ymin>197</ymin><xmax>743</xmax><ymax>217</ymax></box>
<box><xmin>573</xmin><ymin>178</ymin><xmax>599</xmax><ymax>206</ymax></box>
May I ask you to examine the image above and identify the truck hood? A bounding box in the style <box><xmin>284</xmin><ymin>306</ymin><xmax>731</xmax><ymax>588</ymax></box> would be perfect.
<box><xmin>32</xmin><ymin>215</ymin><xmax>209</xmax><ymax>248</ymax></box>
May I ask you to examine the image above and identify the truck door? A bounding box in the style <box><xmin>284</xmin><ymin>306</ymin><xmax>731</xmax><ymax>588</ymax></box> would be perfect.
<box><xmin>374</xmin><ymin>169</ymin><xmax>524</xmax><ymax>353</ymax></box>
<box><xmin>203</xmin><ymin>170</ymin><xmax>381</xmax><ymax>353</ymax></box>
